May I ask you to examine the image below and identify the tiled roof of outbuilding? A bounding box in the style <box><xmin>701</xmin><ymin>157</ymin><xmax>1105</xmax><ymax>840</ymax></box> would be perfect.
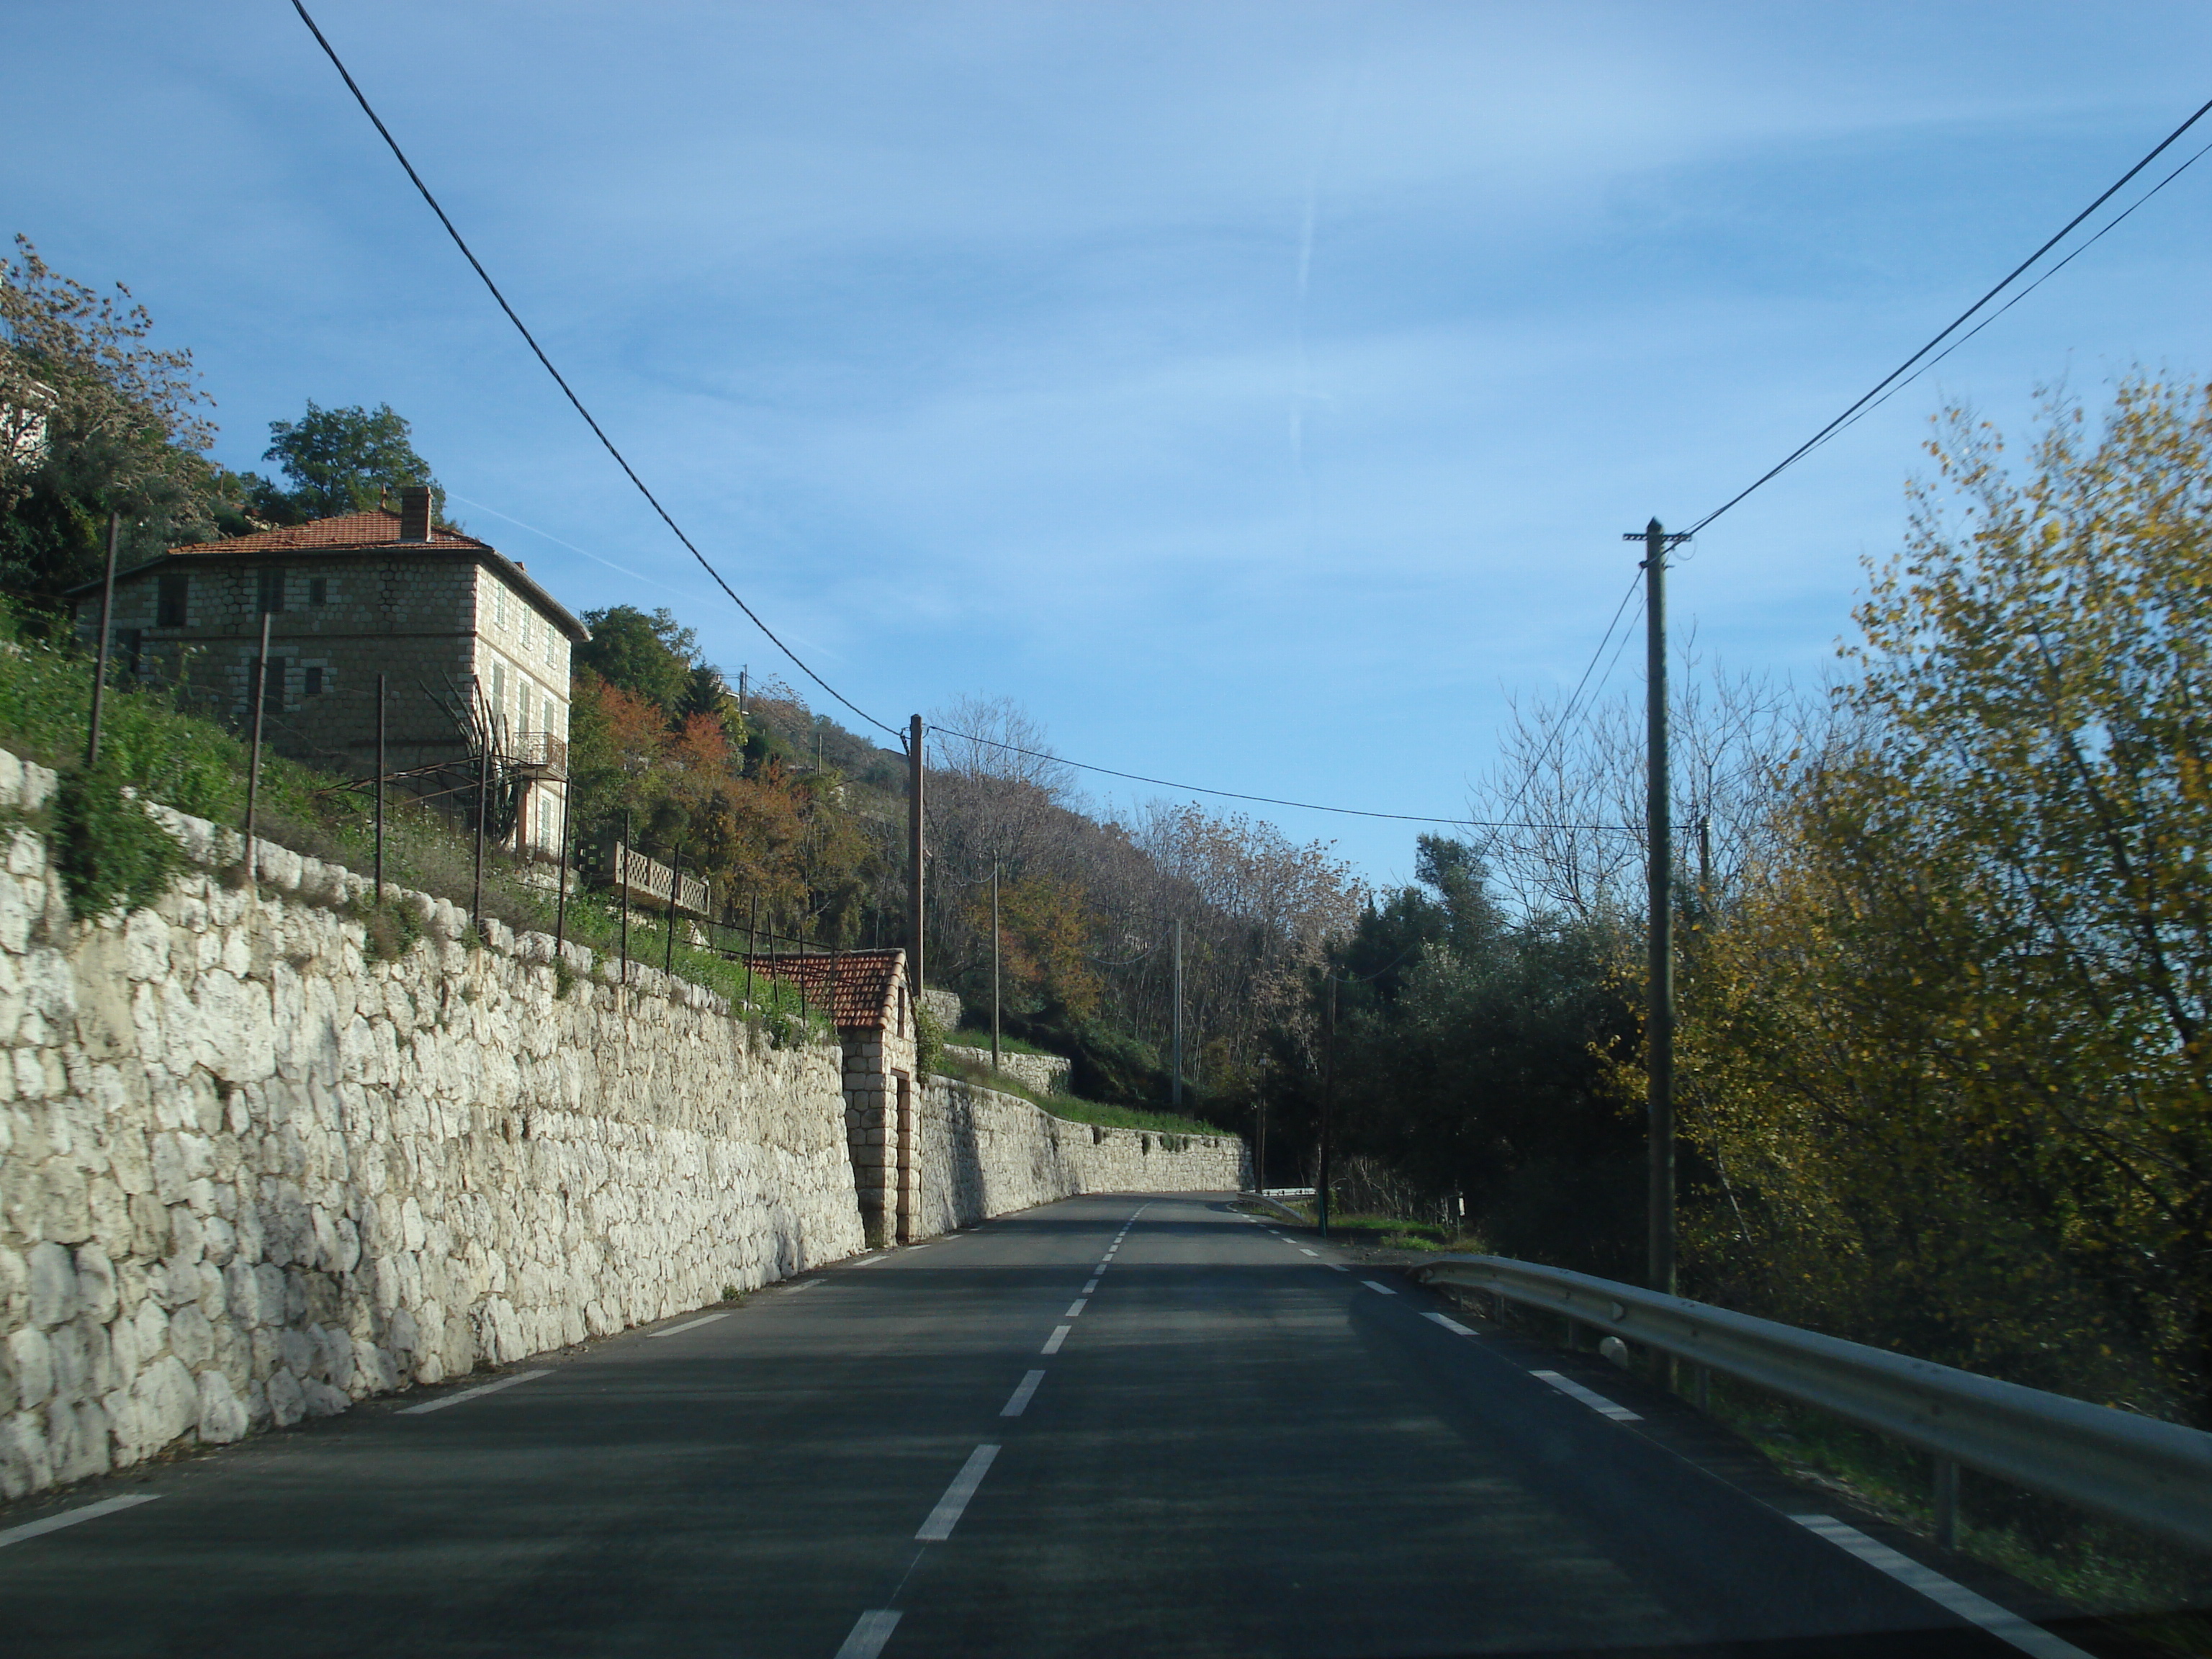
<box><xmin>745</xmin><ymin>949</ymin><xmax>908</xmax><ymax>1030</ymax></box>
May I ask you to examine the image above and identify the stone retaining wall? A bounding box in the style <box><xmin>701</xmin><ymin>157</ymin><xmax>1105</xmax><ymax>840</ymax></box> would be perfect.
<box><xmin>0</xmin><ymin>759</ymin><xmax>862</xmax><ymax>1500</ymax></box>
<box><xmin>940</xmin><ymin>1045</ymin><xmax>1071</xmax><ymax>1098</ymax></box>
<box><xmin>912</xmin><ymin>1076</ymin><xmax>1248</xmax><ymax>1236</ymax></box>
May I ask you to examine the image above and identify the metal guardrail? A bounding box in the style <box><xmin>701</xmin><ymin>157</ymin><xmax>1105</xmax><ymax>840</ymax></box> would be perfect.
<box><xmin>1411</xmin><ymin>1254</ymin><xmax>2212</xmax><ymax>1553</ymax></box>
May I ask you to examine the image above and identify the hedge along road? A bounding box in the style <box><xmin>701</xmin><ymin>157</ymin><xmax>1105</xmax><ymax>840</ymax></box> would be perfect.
<box><xmin>0</xmin><ymin>1193</ymin><xmax>2100</xmax><ymax>1658</ymax></box>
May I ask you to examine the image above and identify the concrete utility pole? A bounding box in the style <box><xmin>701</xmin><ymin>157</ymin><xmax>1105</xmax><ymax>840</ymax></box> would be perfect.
<box><xmin>1318</xmin><ymin>974</ymin><xmax>1336</xmax><ymax>1239</ymax></box>
<box><xmin>1627</xmin><ymin>516</ymin><xmax>1689</xmax><ymax>1296</ymax></box>
<box><xmin>908</xmin><ymin>714</ymin><xmax>925</xmax><ymax>997</ymax></box>
<box><xmin>1172</xmin><ymin>917</ymin><xmax>1184</xmax><ymax>1109</ymax></box>
<box><xmin>991</xmin><ymin>863</ymin><xmax>1001</xmax><ymax>1074</ymax></box>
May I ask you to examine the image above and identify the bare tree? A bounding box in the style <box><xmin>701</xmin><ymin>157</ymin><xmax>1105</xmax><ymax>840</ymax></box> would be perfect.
<box><xmin>1473</xmin><ymin>648</ymin><xmax>1811</xmax><ymax>928</ymax></box>
<box><xmin>928</xmin><ymin>693</ymin><xmax>1076</xmax><ymax>799</ymax></box>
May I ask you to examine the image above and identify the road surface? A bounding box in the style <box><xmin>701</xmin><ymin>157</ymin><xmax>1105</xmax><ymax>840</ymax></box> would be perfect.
<box><xmin>0</xmin><ymin>1192</ymin><xmax>2107</xmax><ymax>1658</ymax></box>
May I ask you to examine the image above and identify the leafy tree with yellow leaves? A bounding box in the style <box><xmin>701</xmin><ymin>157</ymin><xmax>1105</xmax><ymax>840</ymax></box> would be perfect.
<box><xmin>1683</xmin><ymin>378</ymin><xmax>2212</xmax><ymax>1426</ymax></box>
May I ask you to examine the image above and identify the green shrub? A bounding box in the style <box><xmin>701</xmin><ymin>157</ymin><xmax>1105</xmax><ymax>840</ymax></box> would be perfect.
<box><xmin>913</xmin><ymin>998</ymin><xmax>946</xmax><ymax>1076</ymax></box>
<box><xmin>53</xmin><ymin>767</ymin><xmax>183</xmax><ymax>920</ymax></box>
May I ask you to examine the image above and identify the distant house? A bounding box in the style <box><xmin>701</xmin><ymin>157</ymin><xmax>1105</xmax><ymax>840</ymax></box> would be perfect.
<box><xmin>68</xmin><ymin>486</ymin><xmax>589</xmax><ymax>855</ymax></box>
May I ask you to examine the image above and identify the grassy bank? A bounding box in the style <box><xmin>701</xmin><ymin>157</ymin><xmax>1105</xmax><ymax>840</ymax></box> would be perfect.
<box><xmin>0</xmin><ymin>626</ymin><xmax>829</xmax><ymax>1041</ymax></box>
<box><xmin>946</xmin><ymin>1026</ymin><xmax>1057</xmax><ymax>1058</ymax></box>
<box><xmin>932</xmin><ymin>1051</ymin><xmax>1233</xmax><ymax>1138</ymax></box>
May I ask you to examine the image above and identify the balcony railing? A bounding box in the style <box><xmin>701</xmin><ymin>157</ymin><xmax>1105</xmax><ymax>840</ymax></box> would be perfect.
<box><xmin>510</xmin><ymin>732</ymin><xmax>568</xmax><ymax>778</ymax></box>
<box><xmin>610</xmin><ymin>844</ymin><xmax>710</xmax><ymax>918</ymax></box>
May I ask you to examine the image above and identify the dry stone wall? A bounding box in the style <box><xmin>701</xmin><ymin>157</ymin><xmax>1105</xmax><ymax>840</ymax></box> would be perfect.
<box><xmin>912</xmin><ymin>1076</ymin><xmax>1248</xmax><ymax>1237</ymax></box>
<box><xmin>0</xmin><ymin>753</ymin><xmax>862</xmax><ymax>1500</ymax></box>
<box><xmin>940</xmin><ymin>1046</ymin><xmax>1071</xmax><ymax>1097</ymax></box>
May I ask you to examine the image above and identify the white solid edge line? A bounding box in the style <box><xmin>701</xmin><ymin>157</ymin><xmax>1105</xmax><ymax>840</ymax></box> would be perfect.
<box><xmin>1791</xmin><ymin>1516</ymin><xmax>2094</xmax><ymax>1659</ymax></box>
<box><xmin>1041</xmin><ymin>1325</ymin><xmax>1070</xmax><ymax>1354</ymax></box>
<box><xmin>1529</xmin><ymin>1368</ymin><xmax>1643</xmax><ymax>1421</ymax></box>
<box><xmin>0</xmin><ymin>1492</ymin><xmax>160</xmax><ymax>1550</ymax></box>
<box><xmin>1421</xmin><ymin>1310</ymin><xmax>1478</xmax><ymax>1336</ymax></box>
<box><xmin>783</xmin><ymin>1278</ymin><xmax>823</xmax><ymax>1292</ymax></box>
<box><xmin>1001</xmin><ymin>1369</ymin><xmax>1046</xmax><ymax>1418</ymax></box>
<box><xmin>1361</xmin><ymin>1280</ymin><xmax>1397</xmax><ymax>1295</ymax></box>
<box><xmin>834</xmin><ymin>1609</ymin><xmax>903</xmax><ymax>1659</ymax></box>
<box><xmin>648</xmin><ymin>1312</ymin><xmax>729</xmax><ymax>1338</ymax></box>
<box><xmin>915</xmin><ymin>1443</ymin><xmax>1001</xmax><ymax>1541</ymax></box>
<box><xmin>1064</xmin><ymin>1298</ymin><xmax>1087</xmax><ymax>1317</ymax></box>
<box><xmin>397</xmin><ymin>1368</ymin><xmax>552</xmax><ymax>1415</ymax></box>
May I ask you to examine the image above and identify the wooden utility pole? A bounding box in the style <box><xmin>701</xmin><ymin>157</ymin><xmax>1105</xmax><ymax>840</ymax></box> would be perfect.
<box><xmin>907</xmin><ymin>714</ymin><xmax>925</xmax><ymax>997</ymax></box>
<box><xmin>1628</xmin><ymin>516</ymin><xmax>1688</xmax><ymax>1295</ymax></box>
<box><xmin>243</xmin><ymin>610</ymin><xmax>273</xmax><ymax>884</ymax></box>
<box><xmin>86</xmin><ymin>513</ymin><xmax>120</xmax><ymax>768</ymax></box>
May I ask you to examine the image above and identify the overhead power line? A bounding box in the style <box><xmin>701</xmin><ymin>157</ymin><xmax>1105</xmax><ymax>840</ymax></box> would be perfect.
<box><xmin>1684</xmin><ymin>93</ymin><xmax>2212</xmax><ymax>538</ymax></box>
<box><xmin>1817</xmin><ymin>133</ymin><xmax>2212</xmax><ymax>450</ymax></box>
<box><xmin>1483</xmin><ymin>567</ymin><xmax>1644</xmax><ymax>835</ymax></box>
<box><xmin>291</xmin><ymin>1</ymin><xmax>901</xmax><ymax>741</ymax></box>
<box><xmin>294</xmin><ymin>1</ymin><xmax>1629</xmax><ymax>842</ymax></box>
<box><xmin>925</xmin><ymin>724</ymin><xmax>1626</xmax><ymax>835</ymax></box>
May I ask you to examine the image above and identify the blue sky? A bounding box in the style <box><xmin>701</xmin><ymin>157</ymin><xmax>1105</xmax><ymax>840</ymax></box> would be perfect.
<box><xmin>6</xmin><ymin>2</ymin><xmax>2210</xmax><ymax>881</ymax></box>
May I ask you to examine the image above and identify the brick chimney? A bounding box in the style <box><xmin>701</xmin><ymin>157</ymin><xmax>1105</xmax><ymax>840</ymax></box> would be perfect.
<box><xmin>397</xmin><ymin>485</ymin><xmax>433</xmax><ymax>541</ymax></box>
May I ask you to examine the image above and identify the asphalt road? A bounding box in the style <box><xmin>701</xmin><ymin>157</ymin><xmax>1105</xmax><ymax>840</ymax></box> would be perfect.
<box><xmin>0</xmin><ymin>1193</ymin><xmax>2108</xmax><ymax>1658</ymax></box>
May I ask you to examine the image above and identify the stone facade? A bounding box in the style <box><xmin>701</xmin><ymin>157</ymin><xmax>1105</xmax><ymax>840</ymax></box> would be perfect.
<box><xmin>940</xmin><ymin>1045</ymin><xmax>1072</xmax><ymax>1097</ymax></box>
<box><xmin>842</xmin><ymin>1005</ymin><xmax>917</xmax><ymax>1249</ymax></box>
<box><xmin>912</xmin><ymin>1076</ymin><xmax>1249</xmax><ymax>1237</ymax></box>
<box><xmin>0</xmin><ymin>756</ymin><xmax>862</xmax><ymax>1501</ymax></box>
<box><xmin>70</xmin><ymin>501</ymin><xmax>583</xmax><ymax>859</ymax></box>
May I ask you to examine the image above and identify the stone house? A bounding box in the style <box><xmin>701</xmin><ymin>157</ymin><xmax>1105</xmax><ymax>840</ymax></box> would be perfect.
<box><xmin>68</xmin><ymin>487</ymin><xmax>588</xmax><ymax>856</ymax></box>
<box><xmin>746</xmin><ymin>948</ymin><xmax>920</xmax><ymax>1247</ymax></box>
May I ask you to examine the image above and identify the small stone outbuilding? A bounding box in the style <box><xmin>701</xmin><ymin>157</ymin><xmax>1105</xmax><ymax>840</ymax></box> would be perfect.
<box><xmin>745</xmin><ymin>949</ymin><xmax>918</xmax><ymax>1247</ymax></box>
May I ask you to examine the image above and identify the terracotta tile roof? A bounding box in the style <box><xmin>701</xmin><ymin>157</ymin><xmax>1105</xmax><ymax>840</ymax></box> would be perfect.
<box><xmin>65</xmin><ymin>508</ymin><xmax>590</xmax><ymax>642</ymax></box>
<box><xmin>745</xmin><ymin>948</ymin><xmax>908</xmax><ymax>1029</ymax></box>
<box><xmin>165</xmin><ymin>511</ymin><xmax>489</xmax><ymax>556</ymax></box>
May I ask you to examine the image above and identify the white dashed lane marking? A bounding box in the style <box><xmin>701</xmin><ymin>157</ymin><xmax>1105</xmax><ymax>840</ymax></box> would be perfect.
<box><xmin>1000</xmin><ymin>1370</ymin><xmax>1046</xmax><ymax>1418</ymax></box>
<box><xmin>1082</xmin><ymin>1278</ymin><xmax>1099</xmax><ymax>1293</ymax></box>
<box><xmin>1064</xmin><ymin>1298</ymin><xmax>1087</xmax><ymax>1318</ymax></box>
<box><xmin>915</xmin><ymin>1444</ymin><xmax>1001</xmax><ymax>1541</ymax></box>
<box><xmin>834</xmin><ymin>1611</ymin><xmax>902</xmax><ymax>1659</ymax></box>
<box><xmin>648</xmin><ymin>1313</ymin><xmax>728</xmax><ymax>1338</ymax></box>
<box><xmin>1041</xmin><ymin>1326</ymin><xmax>1070</xmax><ymax>1354</ymax></box>
<box><xmin>1531</xmin><ymin>1369</ymin><xmax>1641</xmax><ymax>1421</ymax></box>
<box><xmin>1421</xmin><ymin>1312</ymin><xmax>1478</xmax><ymax>1336</ymax></box>
<box><xmin>397</xmin><ymin>1369</ymin><xmax>551</xmax><ymax>1415</ymax></box>
<box><xmin>0</xmin><ymin>1493</ymin><xmax>159</xmax><ymax>1550</ymax></box>
<box><xmin>1360</xmin><ymin>1280</ymin><xmax>1396</xmax><ymax>1295</ymax></box>
<box><xmin>1792</xmin><ymin>1516</ymin><xmax>2092</xmax><ymax>1659</ymax></box>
